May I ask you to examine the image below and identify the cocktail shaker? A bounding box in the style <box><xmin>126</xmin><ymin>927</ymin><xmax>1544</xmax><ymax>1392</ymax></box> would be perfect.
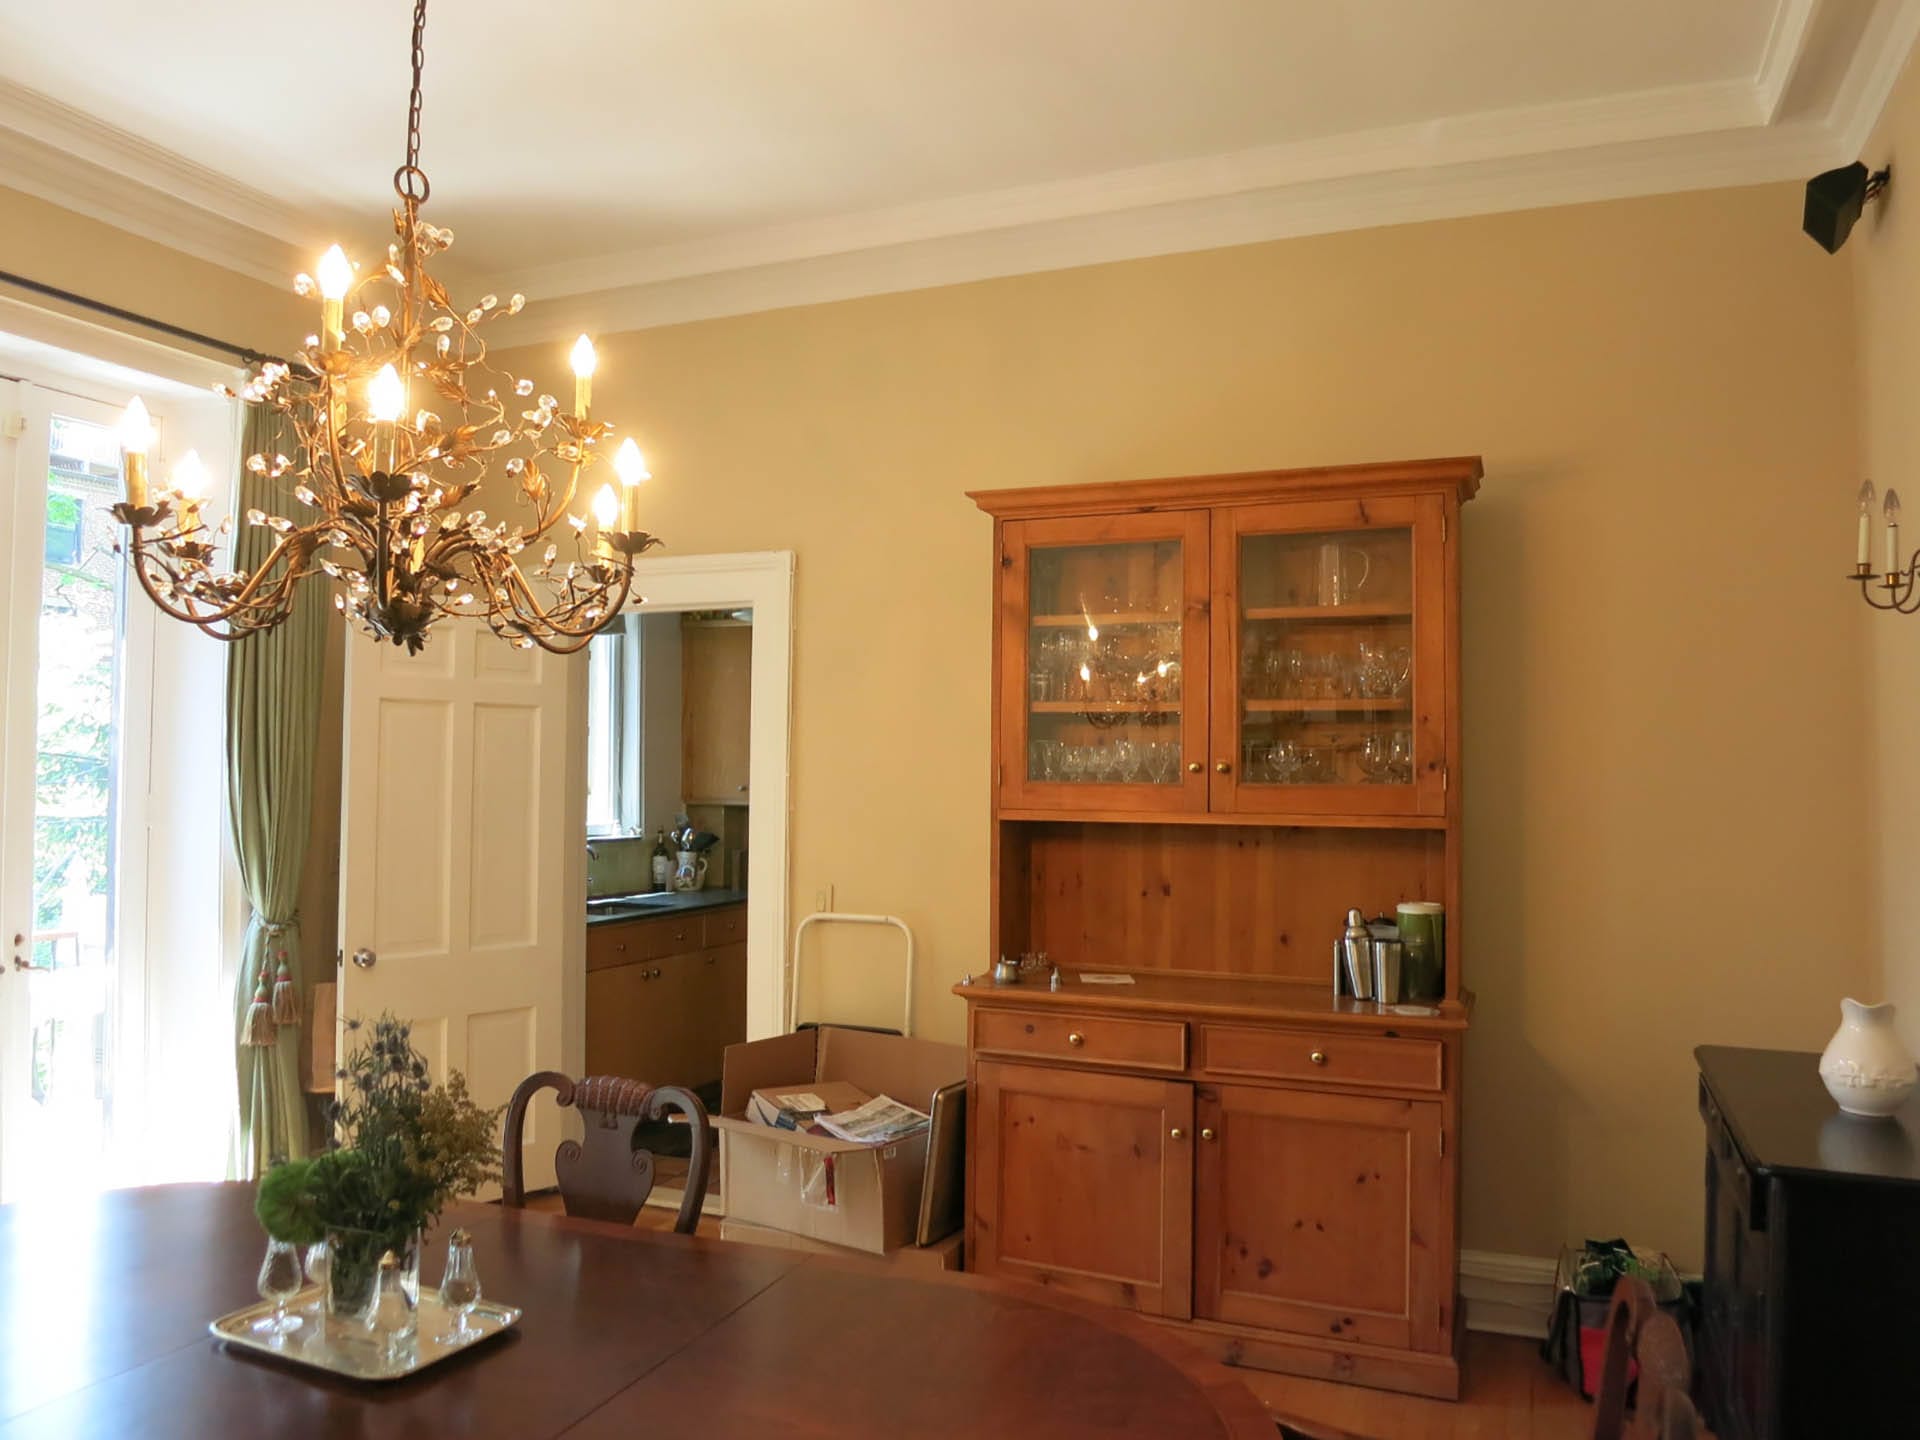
<box><xmin>1340</xmin><ymin>908</ymin><xmax>1374</xmax><ymax>1000</ymax></box>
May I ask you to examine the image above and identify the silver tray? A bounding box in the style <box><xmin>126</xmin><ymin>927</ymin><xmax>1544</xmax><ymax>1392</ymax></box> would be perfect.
<box><xmin>211</xmin><ymin>1286</ymin><xmax>521</xmax><ymax>1382</ymax></box>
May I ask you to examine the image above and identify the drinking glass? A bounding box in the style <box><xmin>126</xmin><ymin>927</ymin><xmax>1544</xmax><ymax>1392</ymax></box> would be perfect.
<box><xmin>1390</xmin><ymin>729</ymin><xmax>1413</xmax><ymax>783</ymax></box>
<box><xmin>252</xmin><ymin>1238</ymin><xmax>304</xmax><ymax>1337</ymax></box>
<box><xmin>1358</xmin><ymin>730</ymin><xmax>1390</xmax><ymax>782</ymax></box>
<box><xmin>301</xmin><ymin>1238</ymin><xmax>331</xmax><ymax>1317</ymax></box>
<box><xmin>435</xmin><ymin>1228</ymin><xmax>483</xmax><ymax>1345</ymax></box>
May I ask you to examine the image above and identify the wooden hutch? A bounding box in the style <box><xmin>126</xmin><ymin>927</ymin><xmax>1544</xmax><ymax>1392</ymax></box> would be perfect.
<box><xmin>957</xmin><ymin>458</ymin><xmax>1479</xmax><ymax>1399</ymax></box>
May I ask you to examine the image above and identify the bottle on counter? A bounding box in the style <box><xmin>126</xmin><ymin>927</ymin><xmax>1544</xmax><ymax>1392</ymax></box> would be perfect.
<box><xmin>650</xmin><ymin>830</ymin><xmax>671</xmax><ymax>890</ymax></box>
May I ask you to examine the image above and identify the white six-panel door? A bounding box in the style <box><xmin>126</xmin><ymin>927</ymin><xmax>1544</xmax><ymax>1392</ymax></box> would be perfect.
<box><xmin>337</xmin><ymin>620</ymin><xmax>583</xmax><ymax>1192</ymax></box>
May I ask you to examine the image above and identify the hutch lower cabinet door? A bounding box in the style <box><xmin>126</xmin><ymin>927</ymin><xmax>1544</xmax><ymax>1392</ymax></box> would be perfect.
<box><xmin>1194</xmin><ymin>1085</ymin><xmax>1448</xmax><ymax>1352</ymax></box>
<box><xmin>971</xmin><ymin>1060</ymin><xmax>1194</xmax><ymax>1319</ymax></box>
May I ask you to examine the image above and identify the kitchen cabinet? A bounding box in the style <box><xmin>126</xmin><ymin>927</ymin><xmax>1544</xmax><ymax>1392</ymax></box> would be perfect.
<box><xmin>963</xmin><ymin>459</ymin><xmax>1476</xmax><ymax>1400</ymax></box>
<box><xmin>681</xmin><ymin>620</ymin><xmax>752</xmax><ymax>805</ymax></box>
<box><xmin>585</xmin><ymin>905</ymin><xmax>746</xmax><ymax>1091</ymax></box>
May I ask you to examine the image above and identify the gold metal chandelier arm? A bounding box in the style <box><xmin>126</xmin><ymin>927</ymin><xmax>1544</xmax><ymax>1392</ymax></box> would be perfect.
<box><xmin>125</xmin><ymin>528</ymin><xmax>323</xmax><ymax>637</ymax></box>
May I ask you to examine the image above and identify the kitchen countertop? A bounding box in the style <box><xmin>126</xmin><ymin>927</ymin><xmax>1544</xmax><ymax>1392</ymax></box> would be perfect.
<box><xmin>587</xmin><ymin>888</ymin><xmax>748</xmax><ymax>926</ymax></box>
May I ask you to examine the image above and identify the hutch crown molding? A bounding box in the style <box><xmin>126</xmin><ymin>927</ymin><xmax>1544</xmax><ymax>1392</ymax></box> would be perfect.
<box><xmin>958</xmin><ymin>457</ymin><xmax>1479</xmax><ymax>1399</ymax></box>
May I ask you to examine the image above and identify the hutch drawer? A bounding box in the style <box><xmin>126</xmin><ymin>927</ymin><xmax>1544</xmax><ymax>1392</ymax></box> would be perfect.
<box><xmin>1198</xmin><ymin>1023</ymin><xmax>1442</xmax><ymax>1092</ymax></box>
<box><xmin>972</xmin><ymin>1007</ymin><xmax>1188</xmax><ymax>1073</ymax></box>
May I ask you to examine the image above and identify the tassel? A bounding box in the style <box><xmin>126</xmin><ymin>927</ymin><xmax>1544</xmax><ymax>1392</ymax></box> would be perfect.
<box><xmin>243</xmin><ymin>972</ymin><xmax>276</xmax><ymax>1047</ymax></box>
<box><xmin>270</xmin><ymin>950</ymin><xmax>299</xmax><ymax>1026</ymax></box>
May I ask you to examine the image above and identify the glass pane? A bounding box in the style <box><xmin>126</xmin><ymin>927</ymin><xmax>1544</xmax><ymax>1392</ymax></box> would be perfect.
<box><xmin>1237</xmin><ymin>526</ymin><xmax>1413</xmax><ymax>788</ymax></box>
<box><xmin>1026</xmin><ymin>538</ymin><xmax>1183</xmax><ymax>785</ymax></box>
<box><xmin>25</xmin><ymin>413</ymin><xmax>127</xmax><ymax>1186</ymax></box>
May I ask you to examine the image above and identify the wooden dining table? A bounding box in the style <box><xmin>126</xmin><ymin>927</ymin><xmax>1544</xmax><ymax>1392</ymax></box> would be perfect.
<box><xmin>0</xmin><ymin>1183</ymin><xmax>1272</xmax><ymax>1438</ymax></box>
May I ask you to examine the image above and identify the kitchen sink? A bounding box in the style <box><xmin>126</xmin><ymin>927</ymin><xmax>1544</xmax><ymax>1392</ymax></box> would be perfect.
<box><xmin>587</xmin><ymin>892</ymin><xmax>682</xmax><ymax>913</ymax></box>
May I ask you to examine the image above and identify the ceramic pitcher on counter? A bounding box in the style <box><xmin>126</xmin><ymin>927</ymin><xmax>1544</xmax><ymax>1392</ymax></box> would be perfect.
<box><xmin>672</xmin><ymin>850</ymin><xmax>708</xmax><ymax>892</ymax></box>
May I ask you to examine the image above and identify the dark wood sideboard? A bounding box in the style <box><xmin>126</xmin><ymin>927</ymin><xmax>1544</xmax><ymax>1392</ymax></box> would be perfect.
<box><xmin>1696</xmin><ymin>1044</ymin><xmax>1920</xmax><ymax>1439</ymax></box>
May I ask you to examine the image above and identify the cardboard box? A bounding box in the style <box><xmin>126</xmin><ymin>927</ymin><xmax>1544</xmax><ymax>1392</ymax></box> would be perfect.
<box><xmin>716</xmin><ymin>1027</ymin><xmax>965</xmax><ymax>1255</ymax></box>
<box><xmin>748</xmin><ymin>1079</ymin><xmax>870</xmax><ymax>1130</ymax></box>
<box><xmin>717</xmin><ymin>1217</ymin><xmax>964</xmax><ymax>1273</ymax></box>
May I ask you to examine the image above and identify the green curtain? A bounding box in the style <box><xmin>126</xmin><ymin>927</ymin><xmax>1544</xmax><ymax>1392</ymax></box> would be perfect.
<box><xmin>228</xmin><ymin>404</ymin><xmax>327</xmax><ymax>1175</ymax></box>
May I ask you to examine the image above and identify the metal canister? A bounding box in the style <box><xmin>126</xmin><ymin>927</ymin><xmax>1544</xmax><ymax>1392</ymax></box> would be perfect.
<box><xmin>1371</xmin><ymin>938</ymin><xmax>1403</xmax><ymax>1005</ymax></box>
<box><xmin>1340</xmin><ymin>908</ymin><xmax>1375</xmax><ymax>1000</ymax></box>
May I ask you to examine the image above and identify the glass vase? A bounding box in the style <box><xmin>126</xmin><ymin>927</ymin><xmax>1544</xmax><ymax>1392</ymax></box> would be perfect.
<box><xmin>324</xmin><ymin>1227</ymin><xmax>421</xmax><ymax>1346</ymax></box>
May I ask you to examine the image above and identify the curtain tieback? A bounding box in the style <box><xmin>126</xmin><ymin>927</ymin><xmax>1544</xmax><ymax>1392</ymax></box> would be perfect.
<box><xmin>244</xmin><ymin>911</ymin><xmax>304</xmax><ymax>1042</ymax></box>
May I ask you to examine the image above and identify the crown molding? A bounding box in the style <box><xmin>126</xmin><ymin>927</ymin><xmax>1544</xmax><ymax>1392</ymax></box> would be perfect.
<box><xmin>497</xmin><ymin>116</ymin><xmax>1843</xmax><ymax>345</ymax></box>
<box><xmin>491</xmin><ymin>76</ymin><xmax>1766</xmax><ymax>306</ymax></box>
<box><xmin>1757</xmin><ymin>0</ymin><xmax>1823</xmax><ymax>123</ymax></box>
<box><xmin>5</xmin><ymin>0</ymin><xmax>1917</xmax><ymax>340</ymax></box>
<box><xmin>1835</xmin><ymin>0</ymin><xmax>1920</xmax><ymax>154</ymax></box>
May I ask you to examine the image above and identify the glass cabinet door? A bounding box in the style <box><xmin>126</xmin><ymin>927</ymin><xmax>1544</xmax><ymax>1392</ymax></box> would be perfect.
<box><xmin>999</xmin><ymin>511</ymin><xmax>1210</xmax><ymax>813</ymax></box>
<box><xmin>1211</xmin><ymin>495</ymin><xmax>1446</xmax><ymax>816</ymax></box>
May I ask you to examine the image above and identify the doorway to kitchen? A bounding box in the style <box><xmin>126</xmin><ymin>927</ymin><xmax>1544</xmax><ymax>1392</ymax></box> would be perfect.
<box><xmin>572</xmin><ymin>551</ymin><xmax>793</xmax><ymax>1215</ymax></box>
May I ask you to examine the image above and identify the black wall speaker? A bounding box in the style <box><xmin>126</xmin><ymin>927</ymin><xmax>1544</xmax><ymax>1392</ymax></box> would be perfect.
<box><xmin>1804</xmin><ymin>162</ymin><xmax>1891</xmax><ymax>253</ymax></box>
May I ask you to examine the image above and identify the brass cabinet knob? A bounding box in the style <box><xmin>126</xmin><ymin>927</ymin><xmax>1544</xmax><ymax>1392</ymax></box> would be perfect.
<box><xmin>1215</xmin><ymin>761</ymin><xmax>1231</xmax><ymax>774</ymax></box>
<box><xmin>1169</xmin><ymin>1127</ymin><xmax>1185</xmax><ymax>1141</ymax></box>
<box><xmin>1200</xmin><ymin>1127</ymin><xmax>1216</xmax><ymax>1141</ymax></box>
<box><xmin>1309</xmin><ymin>1050</ymin><xmax>1328</xmax><ymax>1066</ymax></box>
<box><xmin>1186</xmin><ymin>761</ymin><xmax>1203</xmax><ymax>774</ymax></box>
<box><xmin>1067</xmin><ymin>1032</ymin><xmax>1085</xmax><ymax>1047</ymax></box>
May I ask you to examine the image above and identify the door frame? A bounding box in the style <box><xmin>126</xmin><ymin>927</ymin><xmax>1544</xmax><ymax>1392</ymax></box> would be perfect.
<box><xmin>609</xmin><ymin>551</ymin><xmax>795</xmax><ymax>1049</ymax></box>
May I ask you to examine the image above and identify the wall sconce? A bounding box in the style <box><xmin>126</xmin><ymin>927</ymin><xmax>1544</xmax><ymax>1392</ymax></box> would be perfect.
<box><xmin>1851</xmin><ymin>480</ymin><xmax>1920</xmax><ymax>612</ymax></box>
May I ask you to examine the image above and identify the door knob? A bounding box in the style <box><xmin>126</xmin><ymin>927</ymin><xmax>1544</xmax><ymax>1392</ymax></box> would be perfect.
<box><xmin>1309</xmin><ymin>1050</ymin><xmax>1327</xmax><ymax>1066</ymax></box>
<box><xmin>1215</xmin><ymin>761</ymin><xmax>1231</xmax><ymax>774</ymax></box>
<box><xmin>1200</xmin><ymin>1127</ymin><xmax>1216</xmax><ymax>1141</ymax></box>
<box><xmin>1186</xmin><ymin>761</ymin><xmax>1202</xmax><ymax>774</ymax></box>
<box><xmin>351</xmin><ymin>947</ymin><xmax>377</xmax><ymax>969</ymax></box>
<box><xmin>1169</xmin><ymin>1127</ymin><xmax>1185</xmax><ymax>1141</ymax></box>
<box><xmin>1067</xmin><ymin>1032</ymin><xmax>1085</xmax><ymax>1047</ymax></box>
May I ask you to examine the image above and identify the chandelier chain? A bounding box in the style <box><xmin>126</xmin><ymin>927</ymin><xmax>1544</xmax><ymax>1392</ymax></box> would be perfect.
<box><xmin>395</xmin><ymin>0</ymin><xmax>431</xmax><ymax>203</ymax></box>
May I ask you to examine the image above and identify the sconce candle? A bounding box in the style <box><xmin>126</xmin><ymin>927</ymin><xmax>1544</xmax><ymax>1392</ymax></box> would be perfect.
<box><xmin>1859</xmin><ymin>479</ymin><xmax>1877</xmax><ymax>568</ymax></box>
<box><xmin>1887</xmin><ymin>488</ymin><xmax>1902</xmax><ymax>577</ymax></box>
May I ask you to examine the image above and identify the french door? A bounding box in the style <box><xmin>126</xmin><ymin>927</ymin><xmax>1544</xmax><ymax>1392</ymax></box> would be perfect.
<box><xmin>0</xmin><ymin>383</ymin><xmax>147</xmax><ymax>1200</ymax></box>
<box><xmin>0</xmin><ymin>376</ymin><xmax>231</xmax><ymax>1201</ymax></box>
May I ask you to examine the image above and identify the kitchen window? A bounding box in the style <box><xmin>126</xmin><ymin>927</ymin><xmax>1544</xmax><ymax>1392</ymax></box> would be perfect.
<box><xmin>585</xmin><ymin>617</ymin><xmax>641</xmax><ymax>836</ymax></box>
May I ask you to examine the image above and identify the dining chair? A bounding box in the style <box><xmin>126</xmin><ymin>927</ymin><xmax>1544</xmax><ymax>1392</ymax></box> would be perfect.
<box><xmin>1591</xmin><ymin>1274</ymin><xmax>1715</xmax><ymax>1440</ymax></box>
<box><xmin>500</xmin><ymin>1072</ymin><xmax>713</xmax><ymax>1233</ymax></box>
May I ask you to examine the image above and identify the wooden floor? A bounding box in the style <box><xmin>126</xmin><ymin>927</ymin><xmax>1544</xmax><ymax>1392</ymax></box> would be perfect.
<box><xmin>526</xmin><ymin>1197</ymin><xmax>1583</xmax><ymax>1437</ymax></box>
<box><xmin>1240</xmin><ymin>1333</ymin><xmax>1590</xmax><ymax>1440</ymax></box>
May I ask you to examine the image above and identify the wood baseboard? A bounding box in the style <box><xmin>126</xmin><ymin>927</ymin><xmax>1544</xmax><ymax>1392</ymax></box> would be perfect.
<box><xmin>1145</xmin><ymin>1312</ymin><xmax>1464</xmax><ymax>1401</ymax></box>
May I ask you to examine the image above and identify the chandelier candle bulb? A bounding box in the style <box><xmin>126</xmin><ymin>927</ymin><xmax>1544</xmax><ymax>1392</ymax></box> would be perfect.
<box><xmin>170</xmin><ymin>450</ymin><xmax>211</xmax><ymax>533</ymax></box>
<box><xmin>116</xmin><ymin>396</ymin><xmax>156</xmax><ymax>509</ymax></box>
<box><xmin>591</xmin><ymin>483</ymin><xmax>619</xmax><ymax>556</ymax></box>
<box><xmin>614</xmin><ymin>438</ymin><xmax>649</xmax><ymax>530</ymax></box>
<box><xmin>367</xmin><ymin>364</ymin><xmax>405</xmax><ymax>473</ymax></box>
<box><xmin>570</xmin><ymin>335</ymin><xmax>597</xmax><ymax>419</ymax></box>
<box><xmin>317</xmin><ymin>245</ymin><xmax>353</xmax><ymax>353</ymax></box>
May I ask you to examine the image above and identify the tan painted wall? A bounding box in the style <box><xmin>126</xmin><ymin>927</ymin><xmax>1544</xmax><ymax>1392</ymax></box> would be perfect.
<box><xmin>0</xmin><ymin>185</ymin><xmax>306</xmax><ymax>354</ymax></box>
<box><xmin>1855</xmin><ymin>53</ymin><xmax>1920</xmax><ymax>1059</ymax></box>
<box><xmin>497</xmin><ymin>180</ymin><xmax>1868</xmax><ymax>1264</ymax></box>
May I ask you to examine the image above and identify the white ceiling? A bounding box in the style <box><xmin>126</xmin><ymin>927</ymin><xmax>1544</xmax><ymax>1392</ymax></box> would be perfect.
<box><xmin>1</xmin><ymin>1</ymin><xmax>1916</xmax><ymax>338</ymax></box>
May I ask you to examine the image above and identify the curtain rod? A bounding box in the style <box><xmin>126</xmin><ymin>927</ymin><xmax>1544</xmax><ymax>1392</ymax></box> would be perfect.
<box><xmin>0</xmin><ymin>267</ymin><xmax>287</xmax><ymax>368</ymax></box>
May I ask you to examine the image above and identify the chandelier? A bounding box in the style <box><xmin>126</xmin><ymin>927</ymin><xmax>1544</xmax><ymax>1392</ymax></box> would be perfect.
<box><xmin>112</xmin><ymin>0</ymin><xmax>659</xmax><ymax>654</ymax></box>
